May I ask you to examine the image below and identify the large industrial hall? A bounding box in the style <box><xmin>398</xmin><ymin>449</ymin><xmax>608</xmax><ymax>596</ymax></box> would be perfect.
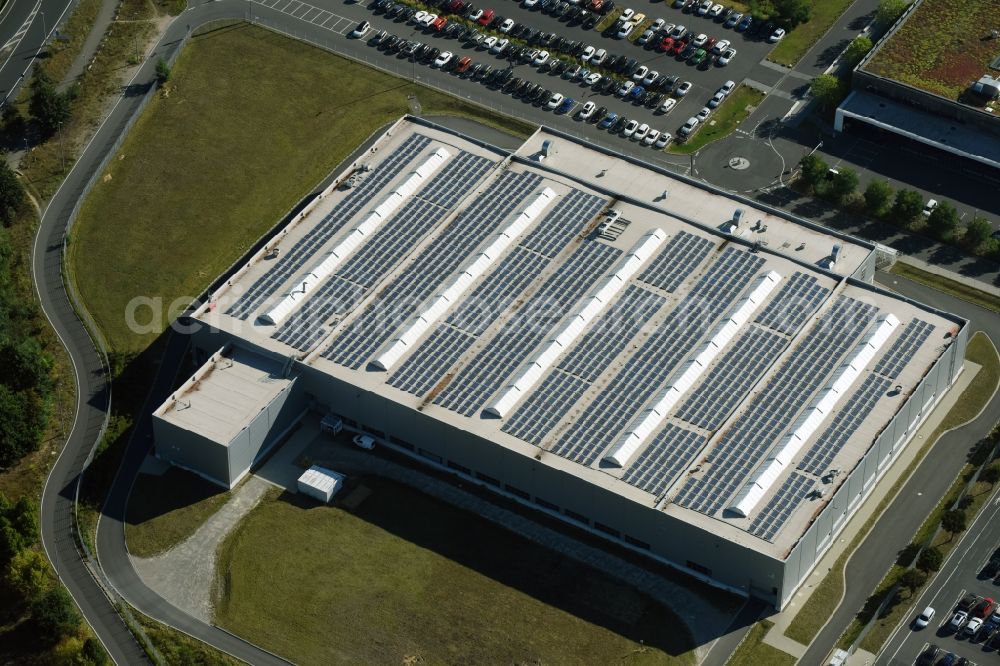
<box><xmin>152</xmin><ymin>117</ymin><xmax>967</xmax><ymax>609</ymax></box>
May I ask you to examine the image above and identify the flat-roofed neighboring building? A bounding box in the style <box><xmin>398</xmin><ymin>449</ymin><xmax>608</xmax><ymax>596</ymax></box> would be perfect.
<box><xmin>154</xmin><ymin>117</ymin><xmax>967</xmax><ymax>609</ymax></box>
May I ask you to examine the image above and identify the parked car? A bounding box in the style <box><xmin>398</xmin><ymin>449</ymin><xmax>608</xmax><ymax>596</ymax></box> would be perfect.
<box><xmin>692</xmin><ymin>33</ymin><xmax>708</xmax><ymax>47</ymax></box>
<box><xmin>717</xmin><ymin>47</ymin><xmax>736</xmax><ymax>66</ymax></box>
<box><xmin>769</xmin><ymin>27</ymin><xmax>785</xmax><ymax>42</ymax></box>
<box><xmin>654</xmin><ymin>131</ymin><xmax>671</xmax><ymax>148</ymax></box>
<box><xmin>546</xmin><ymin>92</ymin><xmax>565</xmax><ymax>109</ymax></box>
<box><xmin>659</xmin><ymin>97</ymin><xmax>677</xmax><ymax>114</ymax></box>
<box><xmin>725</xmin><ymin>12</ymin><xmax>742</xmax><ymax>28</ymax></box>
<box><xmin>708</xmin><ymin>91</ymin><xmax>725</xmax><ymax>108</ymax></box>
<box><xmin>477</xmin><ymin>8</ymin><xmax>495</xmax><ymax>24</ymax></box>
<box><xmin>958</xmin><ymin>593</ymin><xmax>980</xmax><ymax>612</ymax></box>
<box><xmin>642</xmin><ymin>128</ymin><xmax>659</xmax><ymax>145</ymax></box>
<box><xmin>973</xmin><ymin>597</ymin><xmax>996</xmax><ymax>618</ymax></box>
<box><xmin>964</xmin><ymin>616</ymin><xmax>984</xmax><ymax>637</ymax></box>
<box><xmin>622</xmin><ymin>119</ymin><xmax>639</xmax><ymax>137</ymax></box>
<box><xmin>949</xmin><ymin>610</ymin><xmax>969</xmax><ymax>632</ymax></box>
<box><xmin>669</xmin><ymin>24</ymin><xmax>687</xmax><ymax>39</ymax></box>
<box><xmin>690</xmin><ymin>48</ymin><xmax>708</xmax><ymax>64</ymax></box>
<box><xmin>720</xmin><ymin>79</ymin><xmax>736</xmax><ymax>96</ymax></box>
<box><xmin>577</xmin><ymin>100</ymin><xmax>597</xmax><ymax>120</ymax></box>
<box><xmin>922</xmin><ymin>199</ymin><xmax>939</xmax><ymax>217</ymax></box>
<box><xmin>695</xmin><ymin>106</ymin><xmax>711</xmax><ymax>122</ymax></box>
<box><xmin>598</xmin><ymin>111</ymin><xmax>618</xmax><ymax>129</ymax></box>
<box><xmin>914</xmin><ymin>606</ymin><xmax>935</xmax><ymax>629</ymax></box>
<box><xmin>982</xmin><ymin>556</ymin><xmax>1000</xmax><ymax>579</ymax></box>
<box><xmin>736</xmin><ymin>14</ymin><xmax>752</xmax><ymax>31</ymax></box>
<box><xmin>675</xmin><ymin>80</ymin><xmax>692</xmax><ymax>96</ymax></box>
<box><xmin>679</xmin><ymin>116</ymin><xmax>699</xmax><ymax>136</ymax></box>
<box><xmin>617</xmin><ymin>22</ymin><xmax>634</xmax><ymax>39</ymax></box>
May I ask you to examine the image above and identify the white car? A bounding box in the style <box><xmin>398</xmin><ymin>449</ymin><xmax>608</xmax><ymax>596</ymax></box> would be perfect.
<box><xmin>637</xmin><ymin>29</ymin><xmax>656</xmax><ymax>45</ymax></box>
<box><xmin>922</xmin><ymin>199</ymin><xmax>938</xmax><ymax>216</ymax></box>
<box><xmin>669</xmin><ymin>24</ymin><xmax>686</xmax><ymax>39</ymax></box>
<box><xmin>591</xmin><ymin>48</ymin><xmax>607</xmax><ymax>65</ymax></box>
<box><xmin>617</xmin><ymin>22</ymin><xmax>634</xmax><ymax>39</ymax></box>
<box><xmin>913</xmin><ymin>607</ymin><xmax>935</xmax><ymax>629</ymax></box>
<box><xmin>623</xmin><ymin>119</ymin><xmax>639</xmax><ymax>137</ymax></box>
<box><xmin>696</xmin><ymin>106</ymin><xmax>711</xmax><ymax>122</ymax></box>
<box><xmin>499</xmin><ymin>18</ymin><xmax>515</xmax><ymax>33</ymax></box>
<box><xmin>633</xmin><ymin>123</ymin><xmax>650</xmax><ymax>141</ymax></box>
<box><xmin>632</xmin><ymin>65</ymin><xmax>649</xmax><ymax>81</ymax></box>
<box><xmin>412</xmin><ymin>10</ymin><xmax>428</xmax><ymax>24</ymax></box>
<box><xmin>963</xmin><ymin>617</ymin><xmax>983</xmax><ymax>637</ymax></box>
<box><xmin>578</xmin><ymin>101</ymin><xmax>597</xmax><ymax>120</ymax></box>
<box><xmin>659</xmin><ymin>97</ymin><xmax>676</xmax><ymax>114</ymax></box>
<box><xmin>620</xmin><ymin>7</ymin><xmax>635</xmax><ymax>21</ymax></box>
<box><xmin>581</xmin><ymin>45</ymin><xmax>595</xmax><ymax>61</ymax></box>
<box><xmin>674</xmin><ymin>80</ymin><xmax>692</xmax><ymax>96</ymax></box>
<box><xmin>679</xmin><ymin>116</ymin><xmax>699</xmax><ymax>136</ymax></box>
<box><xmin>350</xmin><ymin>20</ymin><xmax>370</xmax><ymax>38</ymax></box>
<box><xmin>712</xmin><ymin>39</ymin><xmax>730</xmax><ymax>54</ymax></box>
<box><xmin>642</xmin><ymin>69</ymin><xmax>659</xmax><ymax>86</ymax></box>
<box><xmin>490</xmin><ymin>38</ymin><xmax>509</xmax><ymax>54</ymax></box>
<box><xmin>655</xmin><ymin>131</ymin><xmax>672</xmax><ymax>148</ymax></box>
<box><xmin>949</xmin><ymin>610</ymin><xmax>968</xmax><ymax>631</ymax></box>
<box><xmin>534</xmin><ymin>50</ymin><xmax>550</xmax><ymax>65</ymax></box>
<box><xmin>717</xmin><ymin>47</ymin><xmax>736</xmax><ymax>66</ymax></box>
<box><xmin>708</xmin><ymin>3</ymin><xmax>724</xmax><ymax>17</ymax></box>
<box><xmin>468</xmin><ymin>8</ymin><xmax>483</xmax><ymax>20</ymax></box>
<box><xmin>617</xmin><ymin>80</ymin><xmax>635</xmax><ymax>96</ymax></box>
<box><xmin>642</xmin><ymin>129</ymin><xmax>659</xmax><ymax>145</ymax></box>
<box><xmin>584</xmin><ymin>71</ymin><xmax>601</xmax><ymax>85</ymax></box>
<box><xmin>418</xmin><ymin>12</ymin><xmax>437</xmax><ymax>27</ymax></box>
<box><xmin>769</xmin><ymin>27</ymin><xmax>786</xmax><ymax>42</ymax></box>
<box><xmin>651</xmin><ymin>18</ymin><xmax>666</xmax><ymax>31</ymax></box>
<box><xmin>353</xmin><ymin>434</ymin><xmax>376</xmax><ymax>450</ymax></box>
<box><xmin>692</xmin><ymin>33</ymin><xmax>708</xmax><ymax>47</ymax></box>
<box><xmin>433</xmin><ymin>51</ymin><xmax>453</xmax><ymax>67</ymax></box>
<box><xmin>523</xmin><ymin>0</ymin><xmax>539</xmax><ymax>6</ymax></box>
<box><xmin>482</xmin><ymin>35</ymin><xmax>497</xmax><ymax>50</ymax></box>
<box><xmin>720</xmin><ymin>79</ymin><xmax>736</xmax><ymax>95</ymax></box>
<box><xmin>546</xmin><ymin>92</ymin><xmax>565</xmax><ymax>109</ymax></box>
<box><xmin>708</xmin><ymin>91</ymin><xmax>725</xmax><ymax>108</ymax></box>
<box><xmin>696</xmin><ymin>0</ymin><xmax>712</xmax><ymax>15</ymax></box>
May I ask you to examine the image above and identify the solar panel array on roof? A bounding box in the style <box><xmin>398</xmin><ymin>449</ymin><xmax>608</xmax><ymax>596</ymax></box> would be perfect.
<box><xmin>322</xmin><ymin>171</ymin><xmax>544</xmax><ymax>369</ymax></box>
<box><xmin>675</xmin><ymin>327</ymin><xmax>788</xmax><ymax>431</ymax></box>
<box><xmin>269</xmin><ymin>153</ymin><xmax>495</xmax><ymax>351</ymax></box>
<box><xmin>637</xmin><ymin>231</ymin><xmax>715</xmax><ymax>293</ymax></box>
<box><xmin>755</xmin><ymin>272</ymin><xmax>831</xmax><ymax>336</ymax></box>
<box><xmin>435</xmin><ymin>240</ymin><xmax>623</xmax><ymax>416</ymax></box>
<box><xmin>549</xmin><ymin>248</ymin><xmax>766</xmax><ymax>466</ymax></box>
<box><xmin>675</xmin><ymin>296</ymin><xmax>880</xmax><ymax>516</ymax></box>
<box><xmin>501</xmin><ymin>286</ymin><xmax>667</xmax><ymax>445</ymax></box>
<box><xmin>620</xmin><ymin>424</ymin><xmax>707</xmax><ymax>497</ymax></box>
<box><xmin>873</xmin><ymin>319</ymin><xmax>935</xmax><ymax>379</ymax></box>
<box><xmin>226</xmin><ymin>133</ymin><xmax>432</xmax><ymax>320</ymax></box>
<box><xmin>518</xmin><ymin>189</ymin><xmax>605</xmax><ymax>258</ymax></box>
<box><xmin>797</xmin><ymin>374</ymin><xmax>892</xmax><ymax>475</ymax></box>
<box><xmin>387</xmin><ymin>325</ymin><xmax>476</xmax><ymax>395</ymax></box>
<box><xmin>747</xmin><ymin>472</ymin><xmax>814</xmax><ymax>541</ymax></box>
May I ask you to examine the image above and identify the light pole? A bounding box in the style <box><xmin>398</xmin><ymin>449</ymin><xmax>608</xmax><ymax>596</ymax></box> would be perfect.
<box><xmin>807</xmin><ymin>140</ymin><xmax>824</xmax><ymax>157</ymax></box>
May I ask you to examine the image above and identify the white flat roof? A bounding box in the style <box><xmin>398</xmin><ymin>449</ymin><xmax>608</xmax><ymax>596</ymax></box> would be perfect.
<box><xmin>190</xmin><ymin>119</ymin><xmax>962</xmax><ymax>558</ymax></box>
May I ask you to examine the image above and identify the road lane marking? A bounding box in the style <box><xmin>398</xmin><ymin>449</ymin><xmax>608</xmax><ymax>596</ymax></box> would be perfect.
<box><xmin>0</xmin><ymin>0</ymin><xmax>40</xmax><ymax>59</ymax></box>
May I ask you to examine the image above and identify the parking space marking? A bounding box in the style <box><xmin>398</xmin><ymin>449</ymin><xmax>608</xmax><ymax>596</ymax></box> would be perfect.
<box><xmin>251</xmin><ymin>0</ymin><xmax>353</xmax><ymax>36</ymax></box>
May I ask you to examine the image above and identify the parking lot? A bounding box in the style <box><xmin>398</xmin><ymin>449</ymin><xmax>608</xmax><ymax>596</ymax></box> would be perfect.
<box><xmin>879</xmin><ymin>493</ymin><xmax>1000</xmax><ymax>666</ymax></box>
<box><xmin>347</xmin><ymin>0</ymin><xmax>782</xmax><ymax>146</ymax></box>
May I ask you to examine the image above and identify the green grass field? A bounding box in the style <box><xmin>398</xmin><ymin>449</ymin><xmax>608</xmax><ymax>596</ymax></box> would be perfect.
<box><xmin>668</xmin><ymin>86</ymin><xmax>764</xmax><ymax>154</ymax></box>
<box><xmin>784</xmin><ymin>331</ymin><xmax>1000</xmax><ymax>644</ymax></box>
<box><xmin>768</xmin><ymin>0</ymin><xmax>857</xmax><ymax>67</ymax></box>
<box><xmin>215</xmin><ymin>480</ymin><xmax>696</xmax><ymax>665</ymax></box>
<box><xmin>726</xmin><ymin>620</ymin><xmax>796</xmax><ymax>666</ymax></box>
<box><xmin>124</xmin><ymin>468</ymin><xmax>232</xmax><ymax>558</ymax></box>
<box><xmin>68</xmin><ymin>23</ymin><xmax>532</xmax><ymax>355</ymax></box>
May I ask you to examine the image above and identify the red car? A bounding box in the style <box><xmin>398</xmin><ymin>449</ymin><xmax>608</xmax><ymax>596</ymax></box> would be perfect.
<box><xmin>705</xmin><ymin>36</ymin><xmax>718</xmax><ymax>50</ymax></box>
<box><xmin>455</xmin><ymin>56</ymin><xmax>472</xmax><ymax>72</ymax></box>
<box><xmin>658</xmin><ymin>36</ymin><xmax>674</xmax><ymax>52</ymax></box>
<box><xmin>588</xmin><ymin>0</ymin><xmax>603</xmax><ymax>10</ymax></box>
<box><xmin>668</xmin><ymin>39</ymin><xmax>686</xmax><ymax>56</ymax></box>
<box><xmin>445</xmin><ymin>0</ymin><xmax>465</xmax><ymax>13</ymax></box>
<box><xmin>431</xmin><ymin>15</ymin><xmax>448</xmax><ymax>30</ymax></box>
<box><xmin>477</xmin><ymin>8</ymin><xmax>494</xmax><ymax>25</ymax></box>
<box><xmin>973</xmin><ymin>598</ymin><xmax>996</xmax><ymax>618</ymax></box>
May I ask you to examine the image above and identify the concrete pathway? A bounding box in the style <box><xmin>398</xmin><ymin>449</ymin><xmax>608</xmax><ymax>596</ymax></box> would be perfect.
<box><xmin>131</xmin><ymin>474</ymin><xmax>270</xmax><ymax>623</ymax></box>
<box><xmin>58</xmin><ymin>0</ymin><xmax>119</xmax><ymax>92</ymax></box>
<box><xmin>758</xmin><ymin>359</ymin><xmax>981</xmax><ymax>660</ymax></box>
<box><xmin>291</xmin><ymin>426</ymin><xmax>737</xmax><ymax>665</ymax></box>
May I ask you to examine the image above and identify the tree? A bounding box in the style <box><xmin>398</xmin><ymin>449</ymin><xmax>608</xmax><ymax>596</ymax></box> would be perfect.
<box><xmin>917</xmin><ymin>546</ymin><xmax>943</xmax><ymax>572</ymax></box>
<box><xmin>898</xmin><ymin>568</ymin><xmax>927</xmax><ymax>593</ymax></box>
<box><xmin>891</xmin><ymin>189</ymin><xmax>923</xmax><ymax>224</ymax></box>
<box><xmin>0</xmin><ymin>160</ymin><xmax>25</xmax><ymax>227</ymax></box>
<box><xmin>811</xmin><ymin>74</ymin><xmax>847</xmax><ymax>110</ymax></box>
<box><xmin>875</xmin><ymin>0</ymin><xmax>909</xmax><ymax>31</ymax></box>
<box><xmin>963</xmin><ymin>215</ymin><xmax>992</xmax><ymax>249</ymax></box>
<box><xmin>28</xmin><ymin>69</ymin><xmax>71</xmax><ymax>138</ymax></box>
<box><xmin>772</xmin><ymin>0</ymin><xmax>811</xmax><ymax>28</ymax></box>
<box><xmin>844</xmin><ymin>36</ymin><xmax>873</xmax><ymax>66</ymax></box>
<box><xmin>155</xmin><ymin>57</ymin><xmax>171</xmax><ymax>85</ymax></box>
<box><xmin>5</xmin><ymin>549</ymin><xmax>49</xmax><ymax>604</ymax></box>
<box><xmin>30</xmin><ymin>587</ymin><xmax>80</xmax><ymax>643</ymax></box>
<box><xmin>799</xmin><ymin>153</ymin><xmax>829</xmax><ymax>192</ymax></box>
<box><xmin>981</xmin><ymin>465</ymin><xmax>1000</xmax><ymax>485</ymax></box>
<box><xmin>828</xmin><ymin>168</ymin><xmax>859</xmax><ymax>204</ymax></box>
<box><xmin>927</xmin><ymin>201</ymin><xmax>960</xmax><ymax>240</ymax></box>
<box><xmin>864</xmin><ymin>180</ymin><xmax>894</xmax><ymax>216</ymax></box>
<box><xmin>0</xmin><ymin>338</ymin><xmax>53</xmax><ymax>392</ymax></box>
<box><xmin>0</xmin><ymin>385</ymin><xmax>48</xmax><ymax>467</ymax></box>
<box><xmin>941</xmin><ymin>508</ymin><xmax>967</xmax><ymax>536</ymax></box>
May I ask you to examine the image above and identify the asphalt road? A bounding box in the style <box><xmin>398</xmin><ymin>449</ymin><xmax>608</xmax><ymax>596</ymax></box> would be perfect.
<box><xmin>798</xmin><ymin>272</ymin><xmax>1000</xmax><ymax>666</ymax></box>
<box><xmin>878</xmin><ymin>490</ymin><xmax>1000</xmax><ymax>666</ymax></box>
<box><xmin>0</xmin><ymin>0</ymin><xmax>75</xmax><ymax>103</ymax></box>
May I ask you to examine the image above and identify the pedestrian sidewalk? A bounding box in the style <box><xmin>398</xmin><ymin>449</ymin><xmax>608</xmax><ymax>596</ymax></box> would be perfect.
<box><xmin>897</xmin><ymin>255</ymin><xmax>1000</xmax><ymax>300</ymax></box>
<box><xmin>58</xmin><ymin>0</ymin><xmax>120</xmax><ymax>92</ymax></box>
<box><xmin>760</xmin><ymin>359</ymin><xmax>981</xmax><ymax>659</ymax></box>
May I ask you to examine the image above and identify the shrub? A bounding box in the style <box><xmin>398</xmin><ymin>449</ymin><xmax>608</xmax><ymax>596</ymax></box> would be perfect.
<box><xmin>927</xmin><ymin>201</ymin><xmax>959</xmax><ymax>241</ymax></box>
<box><xmin>30</xmin><ymin>587</ymin><xmax>81</xmax><ymax>643</ymax></box>
<box><xmin>941</xmin><ymin>508</ymin><xmax>967</xmax><ymax>535</ymax></box>
<box><xmin>799</xmin><ymin>154</ymin><xmax>829</xmax><ymax>192</ymax></box>
<box><xmin>890</xmin><ymin>189</ymin><xmax>923</xmax><ymax>225</ymax></box>
<box><xmin>917</xmin><ymin>546</ymin><xmax>943</xmax><ymax>572</ymax></box>
<box><xmin>864</xmin><ymin>180</ymin><xmax>893</xmax><ymax>217</ymax></box>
